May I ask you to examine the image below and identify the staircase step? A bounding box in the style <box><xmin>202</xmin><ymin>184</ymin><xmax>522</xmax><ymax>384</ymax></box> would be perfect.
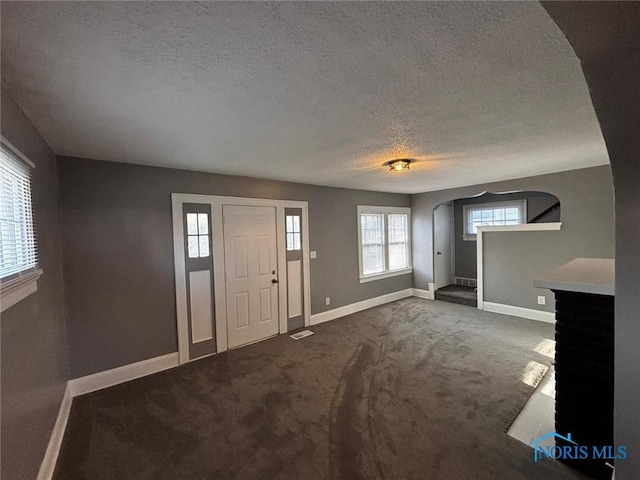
<box><xmin>435</xmin><ymin>285</ymin><xmax>477</xmax><ymax>307</ymax></box>
<box><xmin>435</xmin><ymin>292</ymin><xmax>477</xmax><ymax>307</ymax></box>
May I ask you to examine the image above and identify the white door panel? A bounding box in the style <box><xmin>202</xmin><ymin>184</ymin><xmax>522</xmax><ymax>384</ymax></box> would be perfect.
<box><xmin>234</xmin><ymin>292</ymin><xmax>250</xmax><ymax>328</ymax></box>
<box><xmin>233</xmin><ymin>237</ymin><xmax>248</xmax><ymax>278</ymax></box>
<box><xmin>258</xmin><ymin>236</ymin><xmax>270</xmax><ymax>274</ymax></box>
<box><xmin>287</xmin><ymin>260</ymin><xmax>302</xmax><ymax>319</ymax></box>
<box><xmin>188</xmin><ymin>270</ymin><xmax>214</xmax><ymax>343</ymax></box>
<box><xmin>434</xmin><ymin>203</ymin><xmax>453</xmax><ymax>290</ymax></box>
<box><xmin>259</xmin><ymin>288</ymin><xmax>272</xmax><ymax>322</ymax></box>
<box><xmin>224</xmin><ymin>205</ymin><xmax>279</xmax><ymax>348</ymax></box>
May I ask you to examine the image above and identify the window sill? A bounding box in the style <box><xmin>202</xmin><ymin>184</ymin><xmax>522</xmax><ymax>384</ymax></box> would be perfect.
<box><xmin>1</xmin><ymin>269</ymin><xmax>43</xmax><ymax>313</ymax></box>
<box><xmin>359</xmin><ymin>268</ymin><xmax>413</xmax><ymax>284</ymax></box>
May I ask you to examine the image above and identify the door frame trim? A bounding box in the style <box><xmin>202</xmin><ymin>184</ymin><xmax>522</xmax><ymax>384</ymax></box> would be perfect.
<box><xmin>172</xmin><ymin>193</ymin><xmax>311</xmax><ymax>365</ymax></box>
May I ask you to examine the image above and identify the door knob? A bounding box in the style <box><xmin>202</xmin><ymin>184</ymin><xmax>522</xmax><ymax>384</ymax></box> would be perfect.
<box><xmin>272</xmin><ymin>279</ymin><xmax>279</xmax><ymax>284</ymax></box>
<box><xmin>437</xmin><ymin>251</ymin><xmax>442</xmax><ymax>255</ymax></box>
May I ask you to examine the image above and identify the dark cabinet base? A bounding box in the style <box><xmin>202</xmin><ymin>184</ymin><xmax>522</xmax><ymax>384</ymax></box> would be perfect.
<box><xmin>553</xmin><ymin>290</ymin><xmax>614</xmax><ymax>480</ymax></box>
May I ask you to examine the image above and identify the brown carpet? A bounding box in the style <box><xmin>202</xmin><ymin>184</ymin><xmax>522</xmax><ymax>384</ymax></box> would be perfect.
<box><xmin>54</xmin><ymin>298</ymin><xmax>588</xmax><ymax>480</ymax></box>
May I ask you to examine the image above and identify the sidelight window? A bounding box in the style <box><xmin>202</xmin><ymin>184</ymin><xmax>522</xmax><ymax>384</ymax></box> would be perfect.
<box><xmin>285</xmin><ymin>214</ymin><xmax>301</xmax><ymax>251</ymax></box>
<box><xmin>186</xmin><ymin>213</ymin><xmax>210</xmax><ymax>258</ymax></box>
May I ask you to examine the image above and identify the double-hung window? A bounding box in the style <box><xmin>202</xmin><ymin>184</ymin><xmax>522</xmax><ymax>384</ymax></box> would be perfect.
<box><xmin>463</xmin><ymin>200</ymin><xmax>526</xmax><ymax>240</ymax></box>
<box><xmin>1</xmin><ymin>141</ymin><xmax>41</xmax><ymax>311</ymax></box>
<box><xmin>358</xmin><ymin>206</ymin><xmax>411</xmax><ymax>282</ymax></box>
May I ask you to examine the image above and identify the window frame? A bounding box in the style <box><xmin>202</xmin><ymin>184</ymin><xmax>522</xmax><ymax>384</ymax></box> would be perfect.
<box><xmin>0</xmin><ymin>138</ymin><xmax>42</xmax><ymax>313</ymax></box>
<box><xmin>462</xmin><ymin>200</ymin><xmax>527</xmax><ymax>241</ymax></box>
<box><xmin>357</xmin><ymin>205</ymin><xmax>412</xmax><ymax>283</ymax></box>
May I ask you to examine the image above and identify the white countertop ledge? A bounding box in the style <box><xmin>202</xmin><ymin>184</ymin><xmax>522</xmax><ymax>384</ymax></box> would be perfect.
<box><xmin>534</xmin><ymin>258</ymin><xmax>615</xmax><ymax>296</ymax></box>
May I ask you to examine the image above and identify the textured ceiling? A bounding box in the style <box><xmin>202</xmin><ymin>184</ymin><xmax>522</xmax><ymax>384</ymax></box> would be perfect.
<box><xmin>0</xmin><ymin>1</ymin><xmax>609</xmax><ymax>194</ymax></box>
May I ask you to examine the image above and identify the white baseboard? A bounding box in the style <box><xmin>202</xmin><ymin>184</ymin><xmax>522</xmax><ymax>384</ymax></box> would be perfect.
<box><xmin>37</xmin><ymin>293</ymin><xmax>549</xmax><ymax>480</ymax></box>
<box><xmin>45</xmin><ymin>288</ymin><xmax>444</xmax><ymax>476</ymax></box>
<box><xmin>68</xmin><ymin>352</ymin><xmax>179</xmax><ymax>397</ymax></box>
<box><xmin>483</xmin><ymin>301</ymin><xmax>555</xmax><ymax>324</ymax></box>
<box><xmin>37</xmin><ymin>383</ymin><xmax>72</xmax><ymax>480</ymax></box>
<box><xmin>37</xmin><ymin>353</ymin><xmax>179</xmax><ymax>479</ymax></box>
<box><xmin>412</xmin><ymin>288</ymin><xmax>435</xmax><ymax>300</ymax></box>
<box><xmin>310</xmin><ymin>288</ymin><xmax>414</xmax><ymax>325</ymax></box>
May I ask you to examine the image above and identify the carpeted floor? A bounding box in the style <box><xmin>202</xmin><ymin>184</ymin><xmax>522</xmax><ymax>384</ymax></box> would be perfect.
<box><xmin>54</xmin><ymin>298</ymin><xmax>588</xmax><ymax>480</ymax></box>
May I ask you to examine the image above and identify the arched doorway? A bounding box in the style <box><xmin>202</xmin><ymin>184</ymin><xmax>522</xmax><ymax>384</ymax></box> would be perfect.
<box><xmin>432</xmin><ymin>190</ymin><xmax>561</xmax><ymax>308</ymax></box>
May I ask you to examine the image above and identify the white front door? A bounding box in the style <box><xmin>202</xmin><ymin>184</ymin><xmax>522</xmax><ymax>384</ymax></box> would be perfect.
<box><xmin>223</xmin><ymin>205</ymin><xmax>279</xmax><ymax>348</ymax></box>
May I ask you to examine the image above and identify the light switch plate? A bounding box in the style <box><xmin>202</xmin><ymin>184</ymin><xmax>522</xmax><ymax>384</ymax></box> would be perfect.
<box><xmin>537</xmin><ymin>296</ymin><xmax>546</xmax><ymax>306</ymax></box>
<box><xmin>310</xmin><ymin>251</ymin><xmax>317</xmax><ymax>259</ymax></box>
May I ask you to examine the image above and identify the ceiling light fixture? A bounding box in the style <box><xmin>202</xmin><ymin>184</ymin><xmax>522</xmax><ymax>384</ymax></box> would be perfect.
<box><xmin>388</xmin><ymin>159</ymin><xmax>411</xmax><ymax>173</ymax></box>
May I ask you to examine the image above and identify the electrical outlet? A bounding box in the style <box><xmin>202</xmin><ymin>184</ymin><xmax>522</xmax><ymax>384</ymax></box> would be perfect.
<box><xmin>537</xmin><ymin>296</ymin><xmax>546</xmax><ymax>306</ymax></box>
<box><xmin>310</xmin><ymin>251</ymin><xmax>317</xmax><ymax>259</ymax></box>
<box><xmin>325</xmin><ymin>297</ymin><xmax>330</xmax><ymax>305</ymax></box>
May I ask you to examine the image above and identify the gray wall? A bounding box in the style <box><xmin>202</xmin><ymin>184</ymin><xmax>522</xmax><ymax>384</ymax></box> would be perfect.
<box><xmin>411</xmin><ymin>165</ymin><xmax>614</xmax><ymax>291</ymax></box>
<box><xmin>483</xmin><ymin>230</ymin><xmax>564</xmax><ymax>312</ymax></box>
<box><xmin>543</xmin><ymin>3</ymin><xmax>640</xmax><ymax>478</ymax></box>
<box><xmin>1</xmin><ymin>88</ymin><xmax>70</xmax><ymax>478</ymax></box>
<box><xmin>453</xmin><ymin>191</ymin><xmax>560</xmax><ymax>279</ymax></box>
<box><xmin>58</xmin><ymin>157</ymin><xmax>411</xmax><ymax>378</ymax></box>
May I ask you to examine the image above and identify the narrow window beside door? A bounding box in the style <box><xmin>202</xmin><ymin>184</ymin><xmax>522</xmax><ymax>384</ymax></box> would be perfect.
<box><xmin>186</xmin><ymin>213</ymin><xmax>210</xmax><ymax>258</ymax></box>
<box><xmin>286</xmin><ymin>214</ymin><xmax>301</xmax><ymax>251</ymax></box>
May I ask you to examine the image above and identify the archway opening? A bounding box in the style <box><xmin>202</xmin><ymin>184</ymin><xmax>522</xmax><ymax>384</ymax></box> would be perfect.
<box><xmin>432</xmin><ymin>190</ymin><xmax>561</xmax><ymax>306</ymax></box>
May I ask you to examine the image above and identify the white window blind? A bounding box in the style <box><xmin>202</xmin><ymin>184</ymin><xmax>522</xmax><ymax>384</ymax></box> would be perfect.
<box><xmin>0</xmin><ymin>143</ymin><xmax>38</xmax><ymax>281</ymax></box>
